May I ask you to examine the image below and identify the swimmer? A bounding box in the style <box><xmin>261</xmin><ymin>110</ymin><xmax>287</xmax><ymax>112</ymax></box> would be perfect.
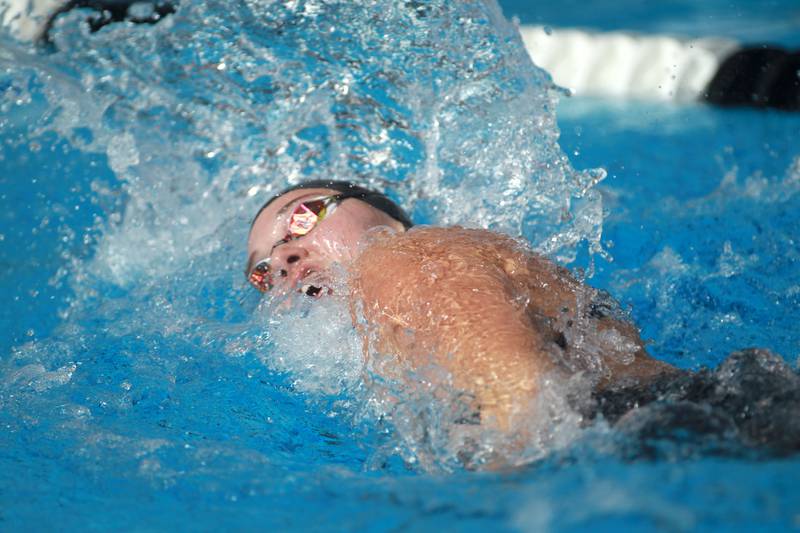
<box><xmin>246</xmin><ymin>180</ymin><xmax>675</xmax><ymax>432</ymax></box>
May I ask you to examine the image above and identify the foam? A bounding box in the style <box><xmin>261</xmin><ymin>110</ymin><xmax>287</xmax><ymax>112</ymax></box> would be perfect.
<box><xmin>261</xmin><ymin>292</ymin><xmax>363</xmax><ymax>396</ymax></box>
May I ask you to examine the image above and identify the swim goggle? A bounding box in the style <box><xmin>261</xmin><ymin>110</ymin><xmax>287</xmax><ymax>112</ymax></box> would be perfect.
<box><xmin>247</xmin><ymin>192</ymin><xmax>359</xmax><ymax>293</ymax></box>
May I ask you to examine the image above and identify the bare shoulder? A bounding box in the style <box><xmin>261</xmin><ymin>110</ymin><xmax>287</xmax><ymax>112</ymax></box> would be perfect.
<box><xmin>351</xmin><ymin>226</ymin><xmax>538</xmax><ymax>306</ymax></box>
<box><xmin>350</xmin><ymin>226</ymin><xmax>565</xmax><ymax>429</ymax></box>
<box><xmin>357</xmin><ymin>226</ymin><xmax>580</xmax><ymax>309</ymax></box>
<box><xmin>349</xmin><ymin>225</ymin><xmax>568</xmax><ymax>361</ymax></box>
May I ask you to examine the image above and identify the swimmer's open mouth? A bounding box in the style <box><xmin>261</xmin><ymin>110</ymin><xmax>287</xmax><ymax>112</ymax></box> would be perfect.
<box><xmin>301</xmin><ymin>284</ymin><xmax>325</xmax><ymax>298</ymax></box>
<box><xmin>297</xmin><ymin>270</ymin><xmax>333</xmax><ymax>299</ymax></box>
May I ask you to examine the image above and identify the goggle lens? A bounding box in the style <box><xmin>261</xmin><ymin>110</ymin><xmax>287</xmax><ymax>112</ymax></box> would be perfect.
<box><xmin>288</xmin><ymin>199</ymin><xmax>329</xmax><ymax>237</ymax></box>
<box><xmin>248</xmin><ymin>260</ymin><xmax>272</xmax><ymax>292</ymax></box>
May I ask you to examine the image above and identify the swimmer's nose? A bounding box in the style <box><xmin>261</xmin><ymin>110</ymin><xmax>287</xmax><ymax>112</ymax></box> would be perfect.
<box><xmin>269</xmin><ymin>245</ymin><xmax>308</xmax><ymax>283</ymax></box>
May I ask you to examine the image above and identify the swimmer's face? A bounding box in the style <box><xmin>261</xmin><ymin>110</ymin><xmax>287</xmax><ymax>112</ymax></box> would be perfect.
<box><xmin>247</xmin><ymin>187</ymin><xmax>405</xmax><ymax>296</ymax></box>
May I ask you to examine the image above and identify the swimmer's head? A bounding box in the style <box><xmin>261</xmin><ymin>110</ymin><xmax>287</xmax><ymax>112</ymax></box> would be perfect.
<box><xmin>246</xmin><ymin>180</ymin><xmax>413</xmax><ymax>296</ymax></box>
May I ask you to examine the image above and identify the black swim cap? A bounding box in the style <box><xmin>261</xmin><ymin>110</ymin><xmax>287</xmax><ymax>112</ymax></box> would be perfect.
<box><xmin>250</xmin><ymin>180</ymin><xmax>414</xmax><ymax>229</ymax></box>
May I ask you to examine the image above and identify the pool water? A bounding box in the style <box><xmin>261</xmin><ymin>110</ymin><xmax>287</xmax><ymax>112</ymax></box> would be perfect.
<box><xmin>1</xmin><ymin>0</ymin><xmax>799</xmax><ymax>530</ymax></box>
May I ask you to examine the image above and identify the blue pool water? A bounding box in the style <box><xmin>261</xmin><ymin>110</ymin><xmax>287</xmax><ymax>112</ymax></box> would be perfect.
<box><xmin>1</xmin><ymin>0</ymin><xmax>799</xmax><ymax>530</ymax></box>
